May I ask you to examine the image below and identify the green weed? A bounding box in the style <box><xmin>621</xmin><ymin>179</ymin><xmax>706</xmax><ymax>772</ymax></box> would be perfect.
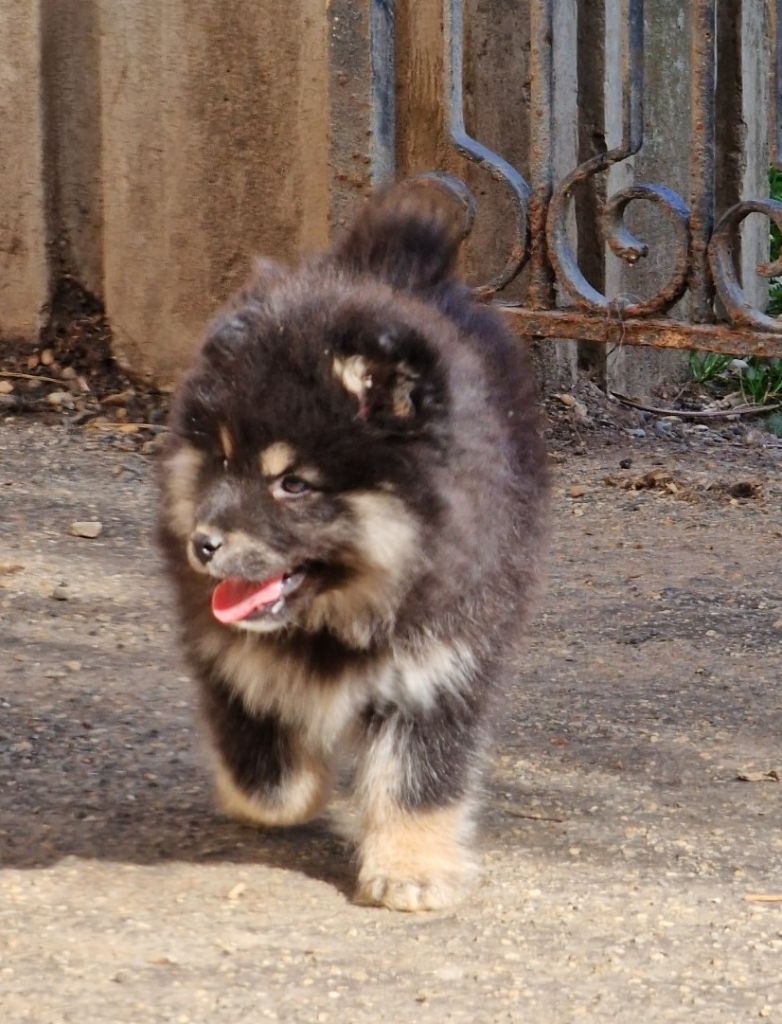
<box><xmin>688</xmin><ymin>351</ymin><xmax>733</xmax><ymax>384</ymax></box>
<box><xmin>739</xmin><ymin>357</ymin><xmax>782</xmax><ymax>406</ymax></box>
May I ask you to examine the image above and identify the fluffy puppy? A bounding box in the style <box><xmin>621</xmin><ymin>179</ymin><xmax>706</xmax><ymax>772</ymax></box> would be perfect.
<box><xmin>158</xmin><ymin>182</ymin><xmax>547</xmax><ymax>911</ymax></box>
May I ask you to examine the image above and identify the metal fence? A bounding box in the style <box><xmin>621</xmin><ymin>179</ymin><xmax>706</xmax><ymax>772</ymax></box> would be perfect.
<box><xmin>398</xmin><ymin>0</ymin><xmax>782</xmax><ymax>360</ymax></box>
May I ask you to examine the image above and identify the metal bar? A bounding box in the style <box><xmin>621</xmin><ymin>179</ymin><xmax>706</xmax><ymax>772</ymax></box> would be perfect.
<box><xmin>623</xmin><ymin>0</ymin><xmax>644</xmax><ymax>155</ymax></box>
<box><xmin>369</xmin><ymin>0</ymin><xmax>396</xmax><ymax>187</ymax></box>
<box><xmin>773</xmin><ymin>0</ymin><xmax>782</xmax><ymax>171</ymax></box>
<box><xmin>499</xmin><ymin>306</ymin><xmax>782</xmax><ymax>359</ymax></box>
<box><xmin>526</xmin><ymin>0</ymin><xmax>554</xmax><ymax>309</ymax></box>
<box><xmin>688</xmin><ymin>0</ymin><xmax>717</xmax><ymax>322</ymax></box>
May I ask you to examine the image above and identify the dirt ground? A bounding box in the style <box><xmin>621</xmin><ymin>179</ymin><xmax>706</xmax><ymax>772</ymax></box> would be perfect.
<box><xmin>1</xmin><ymin>412</ymin><xmax>781</xmax><ymax>1023</ymax></box>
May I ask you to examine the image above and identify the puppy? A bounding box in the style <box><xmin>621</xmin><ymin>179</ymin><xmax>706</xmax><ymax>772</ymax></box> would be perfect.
<box><xmin>158</xmin><ymin>182</ymin><xmax>547</xmax><ymax>911</ymax></box>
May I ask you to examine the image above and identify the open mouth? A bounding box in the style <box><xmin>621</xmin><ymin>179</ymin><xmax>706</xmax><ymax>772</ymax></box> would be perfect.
<box><xmin>211</xmin><ymin>567</ymin><xmax>308</xmax><ymax>625</ymax></box>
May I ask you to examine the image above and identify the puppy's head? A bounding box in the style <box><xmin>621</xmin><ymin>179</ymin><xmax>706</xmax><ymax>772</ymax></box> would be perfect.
<box><xmin>161</xmin><ymin>183</ymin><xmax>464</xmax><ymax>647</ymax></box>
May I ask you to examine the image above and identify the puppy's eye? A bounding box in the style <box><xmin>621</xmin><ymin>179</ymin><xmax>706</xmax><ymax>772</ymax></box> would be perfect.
<box><xmin>272</xmin><ymin>474</ymin><xmax>314</xmax><ymax>499</ymax></box>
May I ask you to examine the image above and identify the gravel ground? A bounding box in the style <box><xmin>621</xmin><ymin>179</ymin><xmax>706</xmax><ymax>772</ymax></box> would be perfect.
<box><xmin>1</xmin><ymin>419</ymin><xmax>781</xmax><ymax>1023</ymax></box>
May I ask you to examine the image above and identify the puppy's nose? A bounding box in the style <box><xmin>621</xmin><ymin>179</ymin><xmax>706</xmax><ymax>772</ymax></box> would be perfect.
<box><xmin>191</xmin><ymin>531</ymin><xmax>223</xmax><ymax>565</ymax></box>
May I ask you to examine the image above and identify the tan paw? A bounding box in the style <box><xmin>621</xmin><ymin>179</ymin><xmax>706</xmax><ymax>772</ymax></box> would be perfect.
<box><xmin>356</xmin><ymin>872</ymin><xmax>469</xmax><ymax>912</ymax></box>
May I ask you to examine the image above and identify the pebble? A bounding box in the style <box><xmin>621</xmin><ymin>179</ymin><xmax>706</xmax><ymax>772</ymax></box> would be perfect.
<box><xmin>69</xmin><ymin>520</ymin><xmax>103</xmax><ymax>539</ymax></box>
<box><xmin>0</xmin><ymin>380</ymin><xmax>14</xmax><ymax>394</ymax></box>
<box><xmin>627</xmin><ymin>428</ymin><xmax>646</xmax><ymax>438</ymax></box>
<box><xmin>46</xmin><ymin>391</ymin><xmax>74</xmax><ymax>408</ymax></box>
<box><xmin>51</xmin><ymin>586</ymin><xmax>69</xmax><ymax>601</ymax></box>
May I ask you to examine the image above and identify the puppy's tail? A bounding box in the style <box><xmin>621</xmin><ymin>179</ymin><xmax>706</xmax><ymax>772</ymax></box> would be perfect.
<box><xmin>333</xmin><ymin>175</ymin><xmax>473</xmax><ymax>292</ymax></box>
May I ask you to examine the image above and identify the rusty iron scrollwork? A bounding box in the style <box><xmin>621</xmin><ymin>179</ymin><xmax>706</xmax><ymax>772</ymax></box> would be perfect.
<box><xmin>546</xmin><ymin>0</ymin><xmax>691</xmax><ymax>318</ymax></box>
<box><xmin>444</xmin><ymin>0</ymin><xmax>531</xmax><ymax>295</ymax></box>
<box><xmin>708</xmin><ymin>199</ymin><xmax>782</xmax><ymax>333</ymax></box>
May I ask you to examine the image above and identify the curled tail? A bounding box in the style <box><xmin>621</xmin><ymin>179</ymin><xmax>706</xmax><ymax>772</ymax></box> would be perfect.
<box><xmin>332</xmin><ymin>175</ymin><xmax>474</xmax><ymax>292</ymax></box>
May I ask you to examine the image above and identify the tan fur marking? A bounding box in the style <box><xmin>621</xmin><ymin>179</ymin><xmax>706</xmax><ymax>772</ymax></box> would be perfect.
<box><xmin>162</xmin><ymin>444</ymin><xmax>203</xmax><ymax>539</ymax></box>
<box><xmin>390</xmin><ymin>639</ymin><xmax>476</xmax><ymax>709</ymax></box>
<box><xmin>391</xmin><ymin>366</ymin><xmax>417</xmax><ymax>418</ymax></box>
<box><xmin>260</xmin><ymin>441</ymin><xmax>296</xmax><ymax>478</ymax></box>
<box><xmin>213</xmin><ymin>748</ymin><xmax>332</xmax><ymax>828</ymax></box>
<box><xmin>357</xmin><ymin>803</ymin><xmax>476</xmax><ymax>912</ymax></box>
<box><xmin>347</xmin><ymin>491</ymin><xmax>419</xmax><ymax>572</ymax></box>
<box><xmin>218</xmin><ymin>424</ymin><xmax>234</xmax><ymax>461</ymax></box>
<box><xmin>196</xmin><ymin>625</ymin><xmax>366</xmax><ymax>749</ymax></box>
<box><xmin>302</xmin><ymin>491</ymin><xmax>420</xmax><ymax>647</ymax></box>
<box><xmin>333</xmin><ymin>354</ymin><xmax>372</xmax><ymax>401</ymax></box>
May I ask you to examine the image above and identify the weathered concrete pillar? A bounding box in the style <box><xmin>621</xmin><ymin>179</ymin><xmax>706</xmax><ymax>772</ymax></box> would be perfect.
<box><xmin>0</xmin><ymin>2</ymin><xmax>48</xmax><ymax>339</ymax></box>
<box><xmin>98</xmin><ymin>0</ymin><xmax>331</xmax><ymax>384</ymax></box>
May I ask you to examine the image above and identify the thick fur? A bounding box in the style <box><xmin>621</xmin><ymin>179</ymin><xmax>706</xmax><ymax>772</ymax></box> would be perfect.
<box><xmin>158</xmin><ymin>182</ymin><xmax>548</xmax><ymax>911</ymax></box>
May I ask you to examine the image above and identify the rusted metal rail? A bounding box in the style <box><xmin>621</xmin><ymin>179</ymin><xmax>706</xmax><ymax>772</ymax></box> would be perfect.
<box><xmin>431</xmin><ymin>0</ymin><xmax>782</xmax><ymax>358</ymax></box>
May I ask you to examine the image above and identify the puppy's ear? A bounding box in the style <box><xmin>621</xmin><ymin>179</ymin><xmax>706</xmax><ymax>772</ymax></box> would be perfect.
<box><xmin>332</xmin><ymin>182</ymin><xmax>465</xmax><ymax>292</ymax></box>
<box><xmin>332</xmin><ymin>329</ymin><xmax>445</xmax><ymax>432</ymax></box>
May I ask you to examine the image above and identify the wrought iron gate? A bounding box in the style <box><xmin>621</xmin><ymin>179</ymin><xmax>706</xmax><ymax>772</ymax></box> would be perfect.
<box><xmin>364</xmin><ymin>0</ymin><xmax>782</xmax><ymax>360</ymax></box>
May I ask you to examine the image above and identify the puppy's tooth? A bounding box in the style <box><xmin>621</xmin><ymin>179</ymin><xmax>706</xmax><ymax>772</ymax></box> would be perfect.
<box><xmin>271</xmin><ymin>599</ymin><xmax>285</xmax><ymax>614</ymax></box>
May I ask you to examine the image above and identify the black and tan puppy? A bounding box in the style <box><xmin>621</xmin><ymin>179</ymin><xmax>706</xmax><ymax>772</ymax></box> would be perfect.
<box><xmin>159</xmin><ymin>182</ymin><xmax>547</xmax><ymax>911</ymax></box>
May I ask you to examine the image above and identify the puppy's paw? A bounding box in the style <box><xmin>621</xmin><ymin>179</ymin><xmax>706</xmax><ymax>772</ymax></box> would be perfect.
<box><xmin>356</xmin><ymin>804</ymin><xmax>476</xmax><ymax>911</ymax></box>
<box><xmin>214</xmin><ymin>761</ymin><xmax>330</xmax><ymax>828</ymax></box>
<box><xmin>356</xmin><ymin>871</ymin><xmax>469</xmax><ymax>912</ymax></box>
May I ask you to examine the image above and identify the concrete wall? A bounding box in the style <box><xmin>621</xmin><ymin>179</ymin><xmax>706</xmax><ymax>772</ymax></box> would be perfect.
<box><xmin>0</xmin><ymin>0</ymin><xmax>772</xmax><ymax>391</ymax></box>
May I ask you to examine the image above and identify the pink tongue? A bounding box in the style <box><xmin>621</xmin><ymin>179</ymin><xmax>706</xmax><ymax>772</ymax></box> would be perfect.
<box><xmin>211</xmin><ymin>575</ymin><xmax>285</xmax><ymax>624</ymax></box>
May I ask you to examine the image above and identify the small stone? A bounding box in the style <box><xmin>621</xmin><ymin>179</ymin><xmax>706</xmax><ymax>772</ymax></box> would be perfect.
<box><xmin>728</xmin><ymin>480</ymin><xmax>760</xmax><ymax>499</ymax></box>
<box><xmin>141</xmin><ymin>435</ymin><xmax>166</xmax><ymax>456</ymax></box>
<box><xmin>40</xmin><ymin>349</ymin><xmax>55</xmax><ymax>366</ymax></box>
<box><xmin>0</xmin><ymin>380</ymin><xmax>13</xmax><ymax>395</ymax></box>
<box><xmin>627</xmin><ymin>428</ymin><xmax>646</xmax><ymax>438</ymax></box>
<box><xmin>69</xmin><ymin>520</ymin><xmax>103</xmax><ymax>539</ymax></box>
<box><xmin>654</xmin><ymin>418</ymin><xmax>680</xmax><ymax>438</ymax></box>
<box><xmin>46</xmin><ymin>391</ymin><xmax>74</xmax><ymax>408</ymax></box>
<box><xmin>51</xmin><ymin>586</ymin><xmax>69</xmax><ymax>601</ymax></box>
<box><xmin>619</xmin><ymin>457</ymin><xmax>632</xmax><ymax>469</ymax></box>
<box><xmin>101</xmin><ymin>388</ymin><xmax>136</xmax><ymax>407</ymax></box>
<box><xmin>569</xmin><ymin>485</ymin><xmax>587</xmax><ymax>498</ymax></box>
<box><xmin>66</xmin><ymin>660</ymin><xmax>82</xmax><ymax>672</ymax></box>
<box><xmin>60</xmin><ymin>366</ymin><xmax>77</xmax><ymax>380</ymax></box>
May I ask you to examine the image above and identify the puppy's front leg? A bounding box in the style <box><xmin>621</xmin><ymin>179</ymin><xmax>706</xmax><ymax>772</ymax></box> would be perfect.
<box><xmin>355</xmin><ymin>698</ymin><xmax>481</xmax><ymax>911</ymax></box>
<box><xmin>203</xmin><ymin>678</ymin><xmax>332</xmax><ymax>827</ymax></box>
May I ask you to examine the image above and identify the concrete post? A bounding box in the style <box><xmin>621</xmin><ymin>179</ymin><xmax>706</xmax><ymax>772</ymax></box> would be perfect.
<box><xmin>97</xmin><ymin>0</ymin><xmax>331</xmax><ymax>384</ymax></box>
<box><xmin>0</xmin><ymin>2</ymin><xmax>48</xmax><ymax>339</ymax></box>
